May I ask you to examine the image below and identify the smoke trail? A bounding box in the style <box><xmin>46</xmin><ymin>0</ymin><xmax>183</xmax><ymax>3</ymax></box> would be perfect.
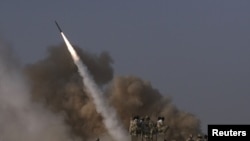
<box><xmin>60</xmin><ymin>32</ymin><xmax>130</xmax><ymax>141</ymax></box>
<box><xmin>0</xmin><ymin>42</ymin><xmax>79</xmax><ymax>141</ymax></box>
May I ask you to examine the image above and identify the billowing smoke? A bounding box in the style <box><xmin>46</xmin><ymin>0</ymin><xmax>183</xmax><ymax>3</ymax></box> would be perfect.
<box><xmin>109</xmin><ymin>76</ymin><xmax>201</xmax><ymax>140</ymax></box>
<box><xmin>60</xmin><ymin>32</ymin><xmax>130</xmax><ymax>141</ymax></box>
<box><xmin>24</xmin><ymin>44</ymin><xmax>202</xmax><ymax>140</ymax></box>
<box><xmin>0</xmin><ymin>42</ymin><xmax>80</xmax><ymax>141</ymax></box>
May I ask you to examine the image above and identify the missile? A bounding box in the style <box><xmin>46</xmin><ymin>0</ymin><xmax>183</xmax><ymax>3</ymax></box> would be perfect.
<box><xmin>55</xmin><ymin>21</ymin><xmax>62</xmax><ymax>32</ymax></box>
<box><xmin>54</xmin><ymin>21</ymin><xmax>80</xmax><ymax>61</ymax></box>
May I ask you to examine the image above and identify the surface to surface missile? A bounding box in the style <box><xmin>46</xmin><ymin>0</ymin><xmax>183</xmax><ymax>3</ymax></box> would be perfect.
<box><xmin>55</xmin><ymin>21</ymin><xmax>62</xmax><ymax>32</ymax></box>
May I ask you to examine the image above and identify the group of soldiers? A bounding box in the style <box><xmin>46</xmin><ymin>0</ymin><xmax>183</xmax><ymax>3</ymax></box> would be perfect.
<box><xmin>95</xmin><ymin>115</ymin><xmax>208</xmax><ymax>141</ymax></box>
<box><xmin>129</xmin><ymin>115</ymin><xmax>169</xmax><ymax>140</ymax></box>
<box><xmin>129</xmin><ymin>115</ymin><xmax>208</xmax><ymax>141</ymax></box>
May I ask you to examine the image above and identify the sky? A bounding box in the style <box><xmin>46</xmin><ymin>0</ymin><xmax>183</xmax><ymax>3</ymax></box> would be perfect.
<box><xmin>1</xmin><ymin>0</ymin><xmax>250</xmax><ymax>133</ymax></box>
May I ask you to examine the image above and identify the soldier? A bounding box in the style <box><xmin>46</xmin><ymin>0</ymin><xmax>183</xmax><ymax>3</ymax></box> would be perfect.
<box><xmin>156</xmin><ymin>117</ymin><xmax>169</xmax><ymax>141</ymax></box>
<box><xmin>129</xmin><ymin>117</ymin><xmax>134</xmax><ymax>134</ymax></box>
<box><xmin>140</xmin><ymin>116</ymin><xmax>148</xmax><ymax>138</ymax></box>
<box><xmin>156</xmin><ymin>117</ymin><xmax>169</xmax><ymax>134</ymax></box>
<box><xmin>143</xmin><ymin>116</ymin><xmax>150</xmax><ymax>129</ymax></box>
<box><xmin>129</xmin><ymin>116</ymin><xmax>140</xmax><ymax>136</ymax></box>
<box><xmin>137</xmin><ymin>116</ymin><xmax>144</xmax><ymax>135</ymax></box>
<box><xmin>142</xmin><ymin>115</ymin><xmax>153</xmax><ymax>139</ymax></box>
<box><xmin>147</xmin><ymin>116</ymin><xmax>157</xmax><ymax>139</ymax></box>
<box><xmin>139</xmin><ymin>116</ymin><xmax>145</xmax><ymax>128</ymax></box>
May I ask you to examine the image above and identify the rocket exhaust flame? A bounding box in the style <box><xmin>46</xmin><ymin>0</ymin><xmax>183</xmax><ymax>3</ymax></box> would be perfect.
<box><xmin>56</xmin><ymin>22</ymin><xmax>130</xmax><ymax>141</ymax></box>
<box><xmin>60</xmin><ymin>33</ymin><xmax>80</xmax><ymax>61</ymax></box>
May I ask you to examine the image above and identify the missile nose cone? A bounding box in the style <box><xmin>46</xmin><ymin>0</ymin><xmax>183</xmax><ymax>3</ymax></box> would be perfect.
<box><xmin>55</xmin><ymin>21</ymin><xmax>63</xmax><ymax>32</ymax></box>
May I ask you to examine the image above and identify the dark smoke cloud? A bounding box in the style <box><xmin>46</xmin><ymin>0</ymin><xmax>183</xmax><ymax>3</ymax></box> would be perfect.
<box><xmin>108</xmin><ymin>76</ymin><xmax>201</xmax><ymax>140</ymax></box>
<box><xmin>24</xmin><ymin>44</ymin><xmax>202</xmax><ymax>140</ymax></box>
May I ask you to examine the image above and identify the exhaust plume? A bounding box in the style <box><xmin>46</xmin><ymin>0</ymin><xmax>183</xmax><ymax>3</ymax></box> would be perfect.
<box><xmin>59</xmin><ymin>32</ymin><xmax>130</xmax><ymax>141</ymax></box>
<box><xmin>61</xmin><ymin>33</ymin><xmax>80</xmax><ymax>61</ymax></box>
<box><xmin>0</xmin><ymin>42</ymin><xmax>79</xmax><ymax>141</ymax></box>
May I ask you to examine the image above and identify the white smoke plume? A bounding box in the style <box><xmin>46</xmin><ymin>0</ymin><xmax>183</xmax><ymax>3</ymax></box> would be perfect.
<box><xmin>60</xmin><ymin>32</ymin><xmax>130</xmax><ymax>141</ymax></box>
<box><xmin>0</xmin><ymin>42</ymin><xmax>79</xmax><ymax>141</ymax></box>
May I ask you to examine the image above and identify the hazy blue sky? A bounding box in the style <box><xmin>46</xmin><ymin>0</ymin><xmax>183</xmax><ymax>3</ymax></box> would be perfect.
<box><xmin>1</xmin><ymin>0</ymin><xmax>250</xmax><ymax>132</ymax></box>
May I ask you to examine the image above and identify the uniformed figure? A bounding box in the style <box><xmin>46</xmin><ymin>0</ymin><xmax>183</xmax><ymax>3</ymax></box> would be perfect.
<box><xmin>139</xmin><ymin>117</ymin><xmax>145</xmax><ymax>130</ymax></box>
<box><xmin>129</xmin><ymin>116</ymin><xmax>140</xmax><ymax>136</ymax></box>
<box><xmin>149</xmin><ymin>120</ymin><xmax>157</xmax><ymax>139</ymax></box>
<box><xmin>137</xmin><ymin>116</ymin><xmax>144</xmax><ymax>136</ymax></box>
<box><xmin>142</xmin><ymin>116</ymin><xmax>151</xmax><ymax>139</ymax></box>
<box><xmin>156</xmin><ymin>117</ymin><xmax>163</xmax><ymax>128</ymax></box>
<box><xmin>129</xmin><ymin>117</ymin><xmax>134</xmax><ymax>134</ymax></box>
<box><xmin>156</xmin><ymin>117</ymin><xmax>169</xmax><ymax>134</ymax></box>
